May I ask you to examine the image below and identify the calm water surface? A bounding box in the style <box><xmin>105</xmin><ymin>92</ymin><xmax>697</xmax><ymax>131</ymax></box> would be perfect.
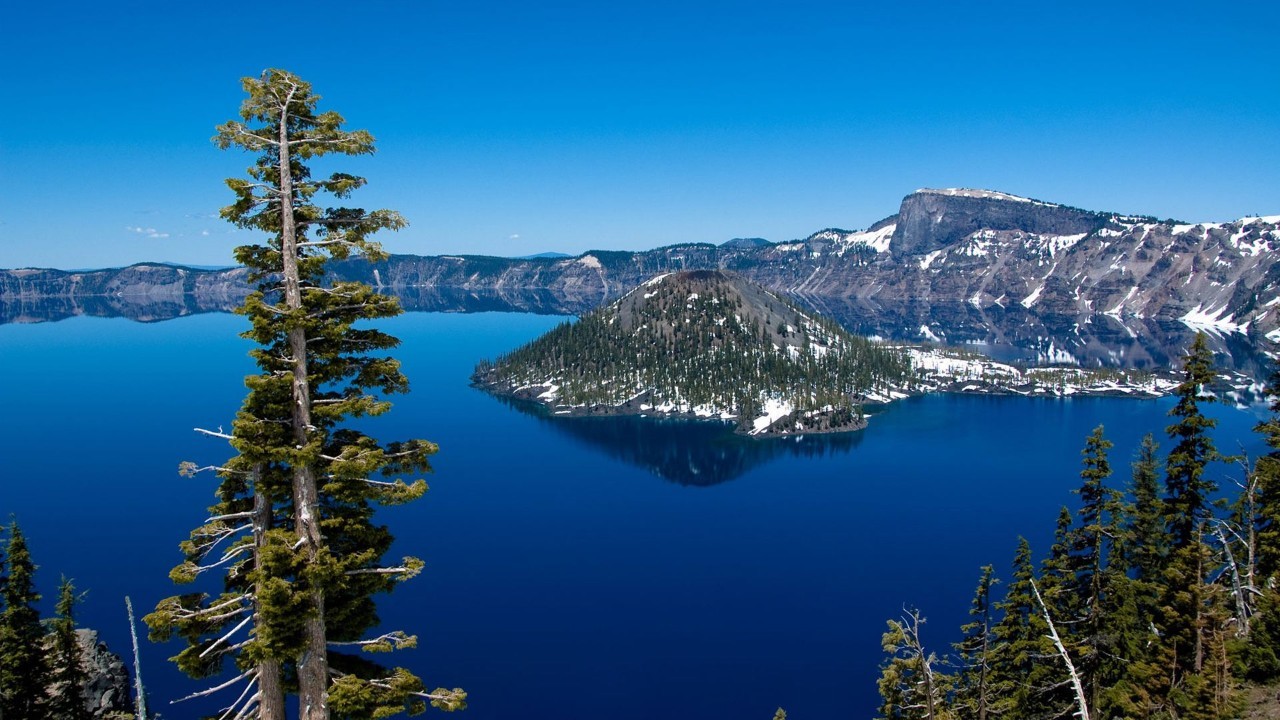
<box><xmin>0</xmin><ymin>313</ymin><xmax>1268</xmax><ymax>719</ymax></box>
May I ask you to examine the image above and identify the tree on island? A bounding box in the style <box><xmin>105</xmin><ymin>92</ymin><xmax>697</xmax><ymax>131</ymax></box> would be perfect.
<box><xmin>146</xmin><ymin>69</ymin><xmax>463</xmax><ymax>719</ymax></box>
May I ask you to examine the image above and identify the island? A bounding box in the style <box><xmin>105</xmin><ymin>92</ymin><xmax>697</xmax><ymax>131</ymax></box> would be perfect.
<box><xmin>473</xmin><ymin>269</ymin><xmax>914</xmax><ymax>436</ymax></box>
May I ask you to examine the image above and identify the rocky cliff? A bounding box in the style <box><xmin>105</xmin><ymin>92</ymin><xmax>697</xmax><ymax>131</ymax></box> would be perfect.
<box><xmin>75</xmin><ymin>629</ymin><xmax>133</xmax><ymax>719</ymax></box>
<box><xmin>6</xmin><ymin>189</ymin><xmax>1278</xmax><ymax>344</ymax></box>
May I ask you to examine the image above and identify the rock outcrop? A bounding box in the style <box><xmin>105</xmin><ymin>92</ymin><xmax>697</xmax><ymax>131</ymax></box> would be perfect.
<box><xmin>76</xmin><ymin>629</ymin><xmax>133</xmax><ymax>718</ymax></box>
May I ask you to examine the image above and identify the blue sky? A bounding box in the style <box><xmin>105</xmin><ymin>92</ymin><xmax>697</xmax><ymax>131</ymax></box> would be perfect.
<box><xmin>2</xmin><ymin>1</ymin><xmax>1277</xmax><ymax>269</ymax></box>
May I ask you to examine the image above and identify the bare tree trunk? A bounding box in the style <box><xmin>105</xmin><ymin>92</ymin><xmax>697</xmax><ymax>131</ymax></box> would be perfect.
<box><xmin>252</xmin><ymin>472</ymin><xmax>285</xmax><ymax>720</ymax></box>
<box><xmin>126</xmin><ymin>597</ymin><xmax>147</xmax><ymax>720</ymax></box>
<box><xmin>1215</xmin><ymin>523</ymin><xmax>1251</xmax><ymax>637</ymax></box>
<box><xmin>1031</xmin><ymin>578</ymin><xmax>1091</xmax><ymax>720</ymax></box>
<box><xmin>1194</xmin><ymin>543</ymin><xmax>1205</xmax><ymax>673</ymax></box>
<box><xmin>276</xmin><ymin>85</ymin><xmax>329</xmax><ymax>720</ymax></box>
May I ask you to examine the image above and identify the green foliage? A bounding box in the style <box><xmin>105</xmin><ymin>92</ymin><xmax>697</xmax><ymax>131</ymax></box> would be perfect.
<box><xmin>0</xmin><ymin>521</ymin><xmax>52</xmax><ymax>719</ymax></box>
<box><xmin>876</xmin><ymin>609</ymin><xmax>950</xmax><ymax>720</ymax></box>
<box><xmin>951</xmin><ymin>565</ymin><xmax>997</xmax><ymax>720</ymax></box>
<box><xmin>46</xmin><ymin>577</ymin><xmax>91</xmax><ymax>720</ymax></box>
<box><xmin>148</xmin><ymin>68</ymin><xmax>455</xmax><ymax>717</ymax></box>
<box><xmin>1165</xmin><ymin>333</ymin><xmax>1220</xmax><ymax>548</ymax></box>
<box><xmin>877</xmin><ymin>337</ymin><xmax>1280</xmax><ymax>720</ymax></box>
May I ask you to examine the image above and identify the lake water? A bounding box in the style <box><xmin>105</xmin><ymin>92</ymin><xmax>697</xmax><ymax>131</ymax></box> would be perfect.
<box><xmin>0</xmin><ymin>312</ymin><xmax>1269</xmax><ymax>719</ymax></box>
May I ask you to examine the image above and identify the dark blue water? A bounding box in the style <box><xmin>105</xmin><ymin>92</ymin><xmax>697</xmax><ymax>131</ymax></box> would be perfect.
<box><xmin>0</xmin><ymin>312</ymin><xmax>1269</xmax><ymax>719</ymax></box>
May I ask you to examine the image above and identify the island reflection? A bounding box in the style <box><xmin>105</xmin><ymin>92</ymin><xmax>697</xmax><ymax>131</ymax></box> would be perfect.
<box><xmin>487</xmin><ymin>394</ymin><xmax>865</xmax><ymax>486</ymax></box>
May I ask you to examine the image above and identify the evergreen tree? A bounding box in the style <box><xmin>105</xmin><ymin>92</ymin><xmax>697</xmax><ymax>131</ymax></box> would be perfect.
<box><xmin>987</xmin><ymin>538</ymin><xmax>1049</xmax><ymax>720</ymax></box>
<box><xmin>1066</xmin><ymin>425</ymin><xmax>1122</xmax><ymax>716</ymax></box>
<box><xmin>1099</xmin><ymin>436</ymin><xmax>1169</xmax><ymax>718</ymax></box>
<box><xmin>876</xmin><ymin>608</ymin><xmax>950</xmax><ymax>720</ymax></box>
<box><xmin>1240</xmin><ymin>364</ymin><xmax>1280</xmax><ymax>680</ymax></box>
<box><xmin>147</xmin><ymin>69</ymin><xmax>463</xmax><ymax>719</ymax></box>
<box><xmin>46</xmin><ymin>576</ymin><xmax>91</xmax><ymax>720</ymax></box>
<box><xmin>1165</xmin><ymin>333</ymin><xmax>1220</xmax><ymax>549</ymax></box>
<box><xmin>1257</xmin><ymin>364</ymin><xmax>1280</xmax><ymax>579</ymax></box>
<box><xmin>951</xmin><ymin>566</ymin><xmax>997</xmax><ymax>720</ymax></box>
<box><xmin>0</xmin><ymin>521</ymin><xmax>51</xmax><ymax>720</ymax></box>
<box><xmin>1039</xmin><ymin>506</ymin><xmax>1077</xmax><ymax>621</ymax></box>
<box><xmin>1123</xmin><ymin>434</ymin><xmax>1168</xmax><ymax>583</ymax></box>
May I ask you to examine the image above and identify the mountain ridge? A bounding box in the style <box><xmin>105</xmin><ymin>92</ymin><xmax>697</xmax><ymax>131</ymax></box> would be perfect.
<box><xmin>5</xmin><ymin>189</ymin><xmax>1278</xmax><ymax>340</ymax></box>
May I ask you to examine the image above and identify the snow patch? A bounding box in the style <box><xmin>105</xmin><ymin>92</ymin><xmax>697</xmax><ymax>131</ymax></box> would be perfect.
<box><xmin>749</xmin><ymin>398</ymin><xmax>795</xmax><ymax>435</ymax></box>
<box><xmin>1180</xmin><ymin>304</ymin><xmax>1249</xmax><ymax>334</ymax></box>
<box><xmin>918</xmin><ymin>188</ymin><xmax>1055</xmax><ymax>206</ymax></box>
<box><xmin>835</xmin><ymin>224</ymin><xmax>896</xmax><ymax>255</ymax></box>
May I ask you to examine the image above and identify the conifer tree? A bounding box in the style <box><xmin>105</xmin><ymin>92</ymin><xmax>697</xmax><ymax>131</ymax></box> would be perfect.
<box><xmin>1065</xmin><ymin>425</ymin><xmax>1128</xmax><ymax>714</ymax></box>
<box><xmin>147</xmin><ymin>69</ymin><xmax>463</xmax><ymax>719</ymax></box>
<box><xmin>1039</xmin><ymin>506</ymin><xmax>1077</xmax><ymax>620</ymax></box>
<box><xmin>1165</xmin><ymin>333</ymin><xmax>1220</xmax><ymax>549</ymax></box>
<box><xmin>987</xmin><ymin>538</ymin><xmax>1046</xmax><ymax>720</ymax></box>
<box><xmin>1240</xmin><ymin>364</ymin><xmax>1280</xmax><ymax>680</ymax></box>
<box><xmin>876</xmin><ymin>608</ymin><xmax>950</xmax><ymax>720</ymax></box>
<box><xmin>1257</xmin><ymin>364</ymin><xmax>1280</xmax><ymax>580</ymax></box>
<box><xmin>47</xmin><ymin>576</ymin><xmax>91</xmax><ymax>720</ymax></box>
<box><xmin>1123</xmin><ymin>434</ymin><xmax>1167</xmax><ymax>583</ymax></box>
<box><xmin>951</xmin><ymin>566</ymin><xmax>997</xmax><ymax>720</ymax></box>
<box><xmin>0</xmin><ymin>521</ymin><xmax>51</xmax><ymax>720</ymax></box>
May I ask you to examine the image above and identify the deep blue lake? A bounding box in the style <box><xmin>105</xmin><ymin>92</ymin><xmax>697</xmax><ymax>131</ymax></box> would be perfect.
<box><xmin>0</xmin><ymin>312</ymin><xmax>1269</xmax><ymax>719</ymax></box>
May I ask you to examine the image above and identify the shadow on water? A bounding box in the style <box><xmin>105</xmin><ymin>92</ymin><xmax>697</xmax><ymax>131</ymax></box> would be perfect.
<box><xmin>485</xmin><ymin>392</ymin><xmax>865</xmax><ymax>486</ymax></box>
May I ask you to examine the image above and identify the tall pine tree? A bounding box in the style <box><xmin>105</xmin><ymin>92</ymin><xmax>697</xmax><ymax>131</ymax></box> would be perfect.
<box><xmin>0</xmin><ymin>521</ymin><xmax>51</xmax><ymax>720</ymax></box>
<box><xmin>1240</xmin><ymin>363</ymin><xmax>1280</xmax><ymax>680</ymax></box>
<box><xmin>147</xmin><ymin>69</ymin><xmax>464</xmax><ymax>719</ymax></box>
<box><xmin>951</xmin><ymin>566</ymin><xmax>998</xmax><ymax>720</ymax></box>
<box><xmin>46</xmin><ymin>577</ymin><xmax>91</xmax><ymax>720</ymax></box>
<box><xmin>1165</xmin><ymin>333</ymin><xmax>1220</xmax><ymax>549</ymax></box>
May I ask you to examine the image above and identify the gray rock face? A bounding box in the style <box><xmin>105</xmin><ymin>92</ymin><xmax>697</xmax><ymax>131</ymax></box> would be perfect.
<box><xmin>76</xmin><ymin>628</ymin><xmax>133</xmax><ymax>718</ymax></box>
<box><xmin>890</xmin><ymin>189</ymin><xmax>1108</xmax><ymax>256</ymax></box>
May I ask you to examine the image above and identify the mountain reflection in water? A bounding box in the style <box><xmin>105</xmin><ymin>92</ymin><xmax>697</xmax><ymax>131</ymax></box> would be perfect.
<box><xmin>5</xmin><ymin>287</ymin><xmax>1273</xmax><ymax>380</ymax></box>
<box><xmin>488</xmin><ymin>394</ymin><xmax>865</xmax><ymax>486</ymax></box>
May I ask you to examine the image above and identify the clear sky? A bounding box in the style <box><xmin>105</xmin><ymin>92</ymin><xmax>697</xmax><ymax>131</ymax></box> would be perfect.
<box><xmin>2</xmin><ymin>1</ymin><xmax>1277</xmax><ymax>269</ymax></box>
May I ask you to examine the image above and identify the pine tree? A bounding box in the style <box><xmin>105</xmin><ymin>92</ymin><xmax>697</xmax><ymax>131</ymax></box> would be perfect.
<box><xmin>1257</xmin><ymin>364</ymin><xmax>1280</xmax><ymax>580</ymax></box>
<box><xmin>1099</xmin><ymin>437</ymin><xmax>1169</xmax><ymax>718</ymax></box>
<box><xmin>1039</xmin><ymin>506</ymin><xmax>1077</xmax><ymax>620</ymax></box>
<box><xmin>1241</xmin><ymin>364</ymin><xmax>1280</xmax><ymax>680</ymax></box>
<box><xmin>147</xmin><ymin>69</ymin><xmax>463</xmax><ymax>719</ymax></box>
<box><xmin>46</xmin><ymin>576</ymin><xmax>91</xmax><ymax>720</ymax></box>
<box><xmin>1123</xmin><ymin>434</ymin><xmax>1167</xmax><ymax>583</ymax></box>
<box><xmin>1165</xmin><ymin>333</ymin><xmax>1220</xmax><ymax>549</ymax></box>
<box><xmin>951</xmin><ymin>566</ymin><xmax>997</xmax><ymax>720</ymax></box>
<box><xmin>1066</xmin><ymin>426</ymin><xmax>1122</xmax><ymax>716</ymax></box>
<box><xmin>876</xmin><ymin>608</ymin><xmax>950</xmax><ymax>720</ymax></box>
<box><xmin>0</xmin><ymin>521</ymin><xmax>51</xmax><ymax>720</ymax></box>
<box><xmin>987</xmin><ymin>538</ymin><xmax>1047</xmax><ymax>719</ymax></box>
